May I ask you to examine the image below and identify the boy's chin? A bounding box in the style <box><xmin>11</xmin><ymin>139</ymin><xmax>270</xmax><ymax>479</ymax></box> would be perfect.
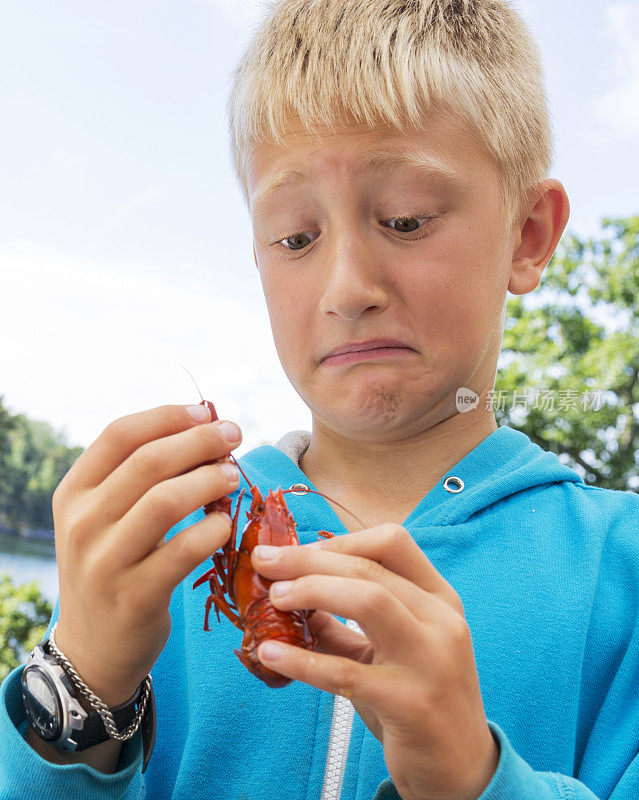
<box><xmin>310</xmin><ymin>380</ymin><xmax>450</xmax><ymax>441</ymax></box>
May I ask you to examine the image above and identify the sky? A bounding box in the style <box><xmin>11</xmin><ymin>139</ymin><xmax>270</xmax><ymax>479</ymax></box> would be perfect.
<box><xmin>1</xmin><ymin>0</ymin><xmax>638</xmax><ymax>456</ymax></box>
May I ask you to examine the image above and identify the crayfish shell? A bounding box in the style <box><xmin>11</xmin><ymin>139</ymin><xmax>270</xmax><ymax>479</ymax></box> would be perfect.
<box><xmin>235</xmin><ymin>596</ymin><xmax>316</xmax><ymax>688</ymax></box>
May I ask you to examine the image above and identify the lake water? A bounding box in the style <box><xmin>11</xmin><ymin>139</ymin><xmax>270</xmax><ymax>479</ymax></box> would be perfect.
<box><xmin>0</xmin><ymin>534</ymin><xmax>59</xmax><ymax>605</ymax></box>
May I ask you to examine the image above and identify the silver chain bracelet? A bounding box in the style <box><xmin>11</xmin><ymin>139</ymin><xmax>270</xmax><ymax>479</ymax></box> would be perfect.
<box><xmin>47</xmin><ymin>621</ymin><xmax>152</xmax><ymax>742</ymax></box>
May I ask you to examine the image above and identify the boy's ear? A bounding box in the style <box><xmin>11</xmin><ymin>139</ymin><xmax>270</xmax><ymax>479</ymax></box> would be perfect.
<box><xmin>508</xmin><ymin>179</ymin><xmax>570</xmax><ymax>295</ymax></box>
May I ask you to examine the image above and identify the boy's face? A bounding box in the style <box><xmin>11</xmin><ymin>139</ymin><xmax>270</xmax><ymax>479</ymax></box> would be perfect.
<box><xmin>249</xmin><ymin>108</ymin><xmax>518</xmax><ymax>442</ymax></box>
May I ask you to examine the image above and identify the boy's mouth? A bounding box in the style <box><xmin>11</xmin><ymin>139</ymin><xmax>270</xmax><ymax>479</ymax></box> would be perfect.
<box><xmin>321</xmin><ymin>338</ymin><xmax>415</xmax><ymax>365</ymax></box>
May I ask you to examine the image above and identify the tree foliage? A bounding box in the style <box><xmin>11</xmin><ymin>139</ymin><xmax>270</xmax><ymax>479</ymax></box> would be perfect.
<box><xmin>0</xmin><ymin>396</ymin><xmax>83</xmax><ymax>532</ymax></box>
<box><xmin>0</xmin><ymin>573</ymin><xmax>52</xmax><ymax>681</ymax></box>
<box><xmin>495</xmin><ymin>215</ymin><xmax>639</xmax><ymax>491</ymax></box>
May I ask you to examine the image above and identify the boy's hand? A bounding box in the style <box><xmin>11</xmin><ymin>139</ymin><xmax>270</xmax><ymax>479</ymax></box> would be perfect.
<box><xmin>51</xmin><ymin>404</ymin><xmax>242</xmax><ymax>708</ymax></box>
<box><xmin>251</xmin><ymin>525</ymin><xmax>500</xmax><ymax>800</ymax></box>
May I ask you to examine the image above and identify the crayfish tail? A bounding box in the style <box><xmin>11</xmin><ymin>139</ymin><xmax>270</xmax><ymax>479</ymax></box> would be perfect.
<box><xmin>233</xmin><ymin>648</ymin><xmax>292</xmax><ymax>689</ymax></box>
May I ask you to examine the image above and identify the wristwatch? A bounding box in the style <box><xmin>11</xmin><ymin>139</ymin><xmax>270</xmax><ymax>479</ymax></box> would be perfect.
<box><xmin>20</xmin><ymin>637</ymin><xmax>156</xmax><ymax>771</ymax></box>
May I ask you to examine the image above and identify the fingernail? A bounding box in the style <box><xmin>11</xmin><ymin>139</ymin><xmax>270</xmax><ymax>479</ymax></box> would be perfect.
<box><xmin>254</xmin><ymin>545</ymin><xmax>279</xmax><ymax>561</ymax></box>
<box><xmin>259</xmin><ymin>641</ymin><xmax>283</xmax><ymax>661</ymax></box>
<box><xmin>220</xmin><ymin>463</ymin><xmax>239</xmax><ymax>484</ymax></box>
<box><xmin>271</xmin><ymin>580</ymin><xmax>292</xmax><ymax>597</ymax></box>
<box><xmin>218</xmin><ymin>420</ymin><xmax>241</xmax><ymax>443</ymax></box>
<box><xmin>186</xmin><ymin>404</ymin><xmax>210</xmax><ymax>423</ymax></box>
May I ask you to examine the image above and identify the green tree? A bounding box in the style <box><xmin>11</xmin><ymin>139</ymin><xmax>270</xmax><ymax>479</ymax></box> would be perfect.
<box><xmin>0</xmin><ymin>573</ymin><xmax>52</xmax><ymax>681</ymax></box>
<box><xmin>0</xmin><ymin>397</ymin><xmax>83</xmax><ymax>531</ymax></box>
<box><xmin>496</xmin><ymin>215</ymin><xmax>639</xmax><ymax>491</ymax></box>
<box><xmin>0</xmin><ymin>396</ymin><xmax>16</xmax><ymax>490</ymax></box>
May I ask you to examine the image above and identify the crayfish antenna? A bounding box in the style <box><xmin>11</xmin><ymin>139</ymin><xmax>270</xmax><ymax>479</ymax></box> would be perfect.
<box><xmin>228</xmin><ymin>455</ymin><xmax>253</xmax><ymax>490</ymax></box>
<box><xmin>282</xmin><ymin>487</ymin><xmax>364</xmax><ymax>528</ymax></box>
<box><xmin>177</xmin><ymin>363</ymin><xmax>254</xmax><ymax>492</ymax></box>
<box><xmin>177</xmin><ymin>366</ymin><xmax>258</xmax><ymax>508</ymax></box>
<box><xmin>177</xmin><ymin>362</ymin><xmax>205</xmax><ymax>402</ymax></box>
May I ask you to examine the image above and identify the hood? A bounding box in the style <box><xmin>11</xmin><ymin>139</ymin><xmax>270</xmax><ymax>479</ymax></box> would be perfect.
<box><xmin>235</xmin><ymin>424</ymin><xmax>584</xmax><ymax>532</ymax></box>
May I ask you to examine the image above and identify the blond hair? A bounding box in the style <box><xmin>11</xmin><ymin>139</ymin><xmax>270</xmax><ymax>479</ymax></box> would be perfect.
<box><xmin>226</xmin><ymin>0</ymin><xmax>552</xmax><ymax>227</ymax></box>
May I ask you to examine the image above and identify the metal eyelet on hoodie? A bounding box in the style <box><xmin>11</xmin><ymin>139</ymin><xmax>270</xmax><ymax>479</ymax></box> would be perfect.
<box><xmin>288</xmin><ymin>483</ymin><xmax>310</xmax><ymax>495</ymax></box>
<box><xmin>443</xmin><ymin>475</ymin><xmax>464</xmax><ymax>493</ymax></box>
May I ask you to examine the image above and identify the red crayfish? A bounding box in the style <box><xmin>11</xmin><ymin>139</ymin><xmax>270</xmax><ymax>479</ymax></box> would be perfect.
<box><xmin>192</xmin><ymin>399</ymin><xmax>344</xmax><ymax>688</ymax></box>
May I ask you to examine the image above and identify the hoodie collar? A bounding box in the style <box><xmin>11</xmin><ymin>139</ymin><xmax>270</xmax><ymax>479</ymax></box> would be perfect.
<box><xmin>236</xmin><ymin>425</ymin><xmax>584</xmax><ymax>532</ymax></box>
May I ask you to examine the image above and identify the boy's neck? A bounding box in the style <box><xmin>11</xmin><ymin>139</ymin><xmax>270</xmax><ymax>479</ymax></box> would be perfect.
<box><xmin>299</xmin><ymin>410</ymin><xmax>498</xmax><ymax>531</ymax></box>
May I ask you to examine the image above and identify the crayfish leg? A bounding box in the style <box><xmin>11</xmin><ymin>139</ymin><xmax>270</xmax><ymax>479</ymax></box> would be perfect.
<box><xmin>203</xmin><ymin>568</ymin><xmax>243</xmax><ymax>630</ymax></box>
<box><xmin>227</xmin><ymin>488</ymin><xmax>245</xmax><ymax>552</ymax></box>
<box><xmin>192</xmin><ymin>567</ymin><xmax>217</xmax><ymax>590</ymax></box>
<box><xmin>202</xmin><ymin>590</ymin><xmax>242</xmax><ymax>631</ymax></box>
<box><xmin>317</xmin><ymin>530</ymin><xmax>334</xmax><ymax>540</ymax></box>
<box><xmin>212</xmin><ymin>552</ymin><xmax>229</xmax><ymax>591</ymax></box>
<box><xmin>203</xmin><ymin>594</ymin><xmax>216</xmax><ymax>631</ymax></box>
<box><xmin>211</xmin><ymin>595</ymin><xmax>243</xmax><ymax>630</ymax></box>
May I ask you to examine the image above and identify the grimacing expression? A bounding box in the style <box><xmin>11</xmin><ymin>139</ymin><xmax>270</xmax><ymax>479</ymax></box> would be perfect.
<box><xmin>248</xmin><ymin>111</ymin><xmax>518</xmax><ymax>442</ymax></box>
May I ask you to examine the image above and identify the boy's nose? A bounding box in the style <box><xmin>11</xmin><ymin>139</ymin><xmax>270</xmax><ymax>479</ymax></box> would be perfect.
<box><xmin>318</xmin><ymin>241</ymin><xmax>389</xmax><ymax>321</ymax></box>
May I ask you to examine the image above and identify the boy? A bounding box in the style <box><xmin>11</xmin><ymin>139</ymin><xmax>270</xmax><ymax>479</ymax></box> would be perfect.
<box><xmin>1</xmin><ymin>1</ymin><xmax>638</xmax><ymax>799</ymax></box>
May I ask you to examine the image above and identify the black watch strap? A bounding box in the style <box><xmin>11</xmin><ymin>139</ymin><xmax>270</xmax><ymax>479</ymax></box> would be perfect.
<box><xmin>42</xmin><ymin>639</ymin><xmax>157</xmax><ymax>771</ymax></box>
<box><xmin>70</xmin><ymin>679</ymin><xmax>143</xmax><ymax>750</ymax></box>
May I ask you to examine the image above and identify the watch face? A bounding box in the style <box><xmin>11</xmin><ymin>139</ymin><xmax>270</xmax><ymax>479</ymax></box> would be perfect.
<box><xmin>21</xmin><ymin>665</ymin><xmax>63</xmax><ymax>741</ymax></box>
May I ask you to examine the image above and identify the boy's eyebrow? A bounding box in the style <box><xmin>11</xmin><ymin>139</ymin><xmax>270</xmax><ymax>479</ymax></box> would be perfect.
<box><xmin>251</xmin><ymin>148</ymin><xmax>464</xmax><ymax>215</ymax></box>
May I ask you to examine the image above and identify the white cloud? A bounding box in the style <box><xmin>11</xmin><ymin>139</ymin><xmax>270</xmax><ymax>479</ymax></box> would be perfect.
<box><xmin>596</xmin><ymin>2</ymin><xmax>639</xmax><ymax>136</ymax></box>
<box><xmin>0</xmin><ymin>240</ymin><xmax>311</xmax><ymax>453</ymax></box>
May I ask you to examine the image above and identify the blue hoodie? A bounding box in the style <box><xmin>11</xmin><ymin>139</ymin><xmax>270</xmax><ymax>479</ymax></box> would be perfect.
<box><xmin>1</xmin><ymin>424</ymin><xmax>638</xmax><ymax>800</ymax></box>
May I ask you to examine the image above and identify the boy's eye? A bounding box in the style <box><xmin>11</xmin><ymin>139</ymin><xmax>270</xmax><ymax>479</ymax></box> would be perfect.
<box><xmin>274</xmin><ymin>212</ymin><xmax>437</xmax><ymax>252</ymax></box>
<box><xmin>391</xmin><ymin>217</ymin><xmax>420</xmax><ymax>233</ymax></box>
<box><xmin>278</xmin><ymin>231</ymin><xmax>317</xmax><ymax>251</ymax></box>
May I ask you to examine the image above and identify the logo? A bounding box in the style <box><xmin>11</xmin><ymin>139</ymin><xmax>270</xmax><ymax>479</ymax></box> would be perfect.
<box><xmin>456</xmin><ymin>387</ymin><xmax>479</xmax><ymax>413</ymax></box>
